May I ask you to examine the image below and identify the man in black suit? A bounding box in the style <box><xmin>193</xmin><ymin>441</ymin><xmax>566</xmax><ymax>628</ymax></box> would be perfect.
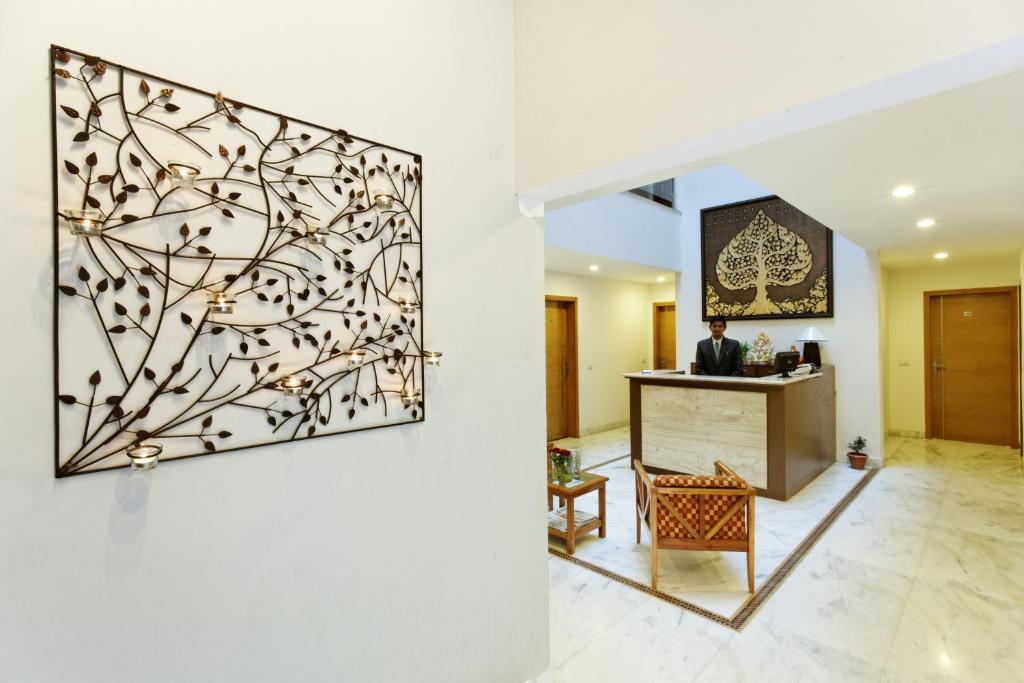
<box><xmin>695</xmin><ymin>316</ymin><xmax>744</xmax><ymax>376</ymax></box>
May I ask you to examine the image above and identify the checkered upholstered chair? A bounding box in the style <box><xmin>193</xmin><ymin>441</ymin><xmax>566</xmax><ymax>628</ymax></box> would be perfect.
<box><xmin>635</xmin><ymin>460</ymin><xmax>756</xmax><ymax>592</ymax></box>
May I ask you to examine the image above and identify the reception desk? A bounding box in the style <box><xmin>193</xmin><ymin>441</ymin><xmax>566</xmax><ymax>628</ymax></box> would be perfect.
<box><xmin>624</xmin><ymin>367</ymin><xmax>836</xmax><ymax>500</ymax></box>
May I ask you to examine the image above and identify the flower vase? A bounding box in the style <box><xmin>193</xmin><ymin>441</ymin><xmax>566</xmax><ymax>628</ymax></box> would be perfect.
<box><xmin>557</xmin><ymin>461</ymin><xmax>572</xmax><ymax>485</ymax></box>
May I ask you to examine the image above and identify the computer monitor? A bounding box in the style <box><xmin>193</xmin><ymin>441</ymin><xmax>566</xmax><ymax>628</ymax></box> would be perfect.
<box><xmin>773</xmin><ymin>351</ymin><xmax>801</xmax><ymax>378</ymax></box>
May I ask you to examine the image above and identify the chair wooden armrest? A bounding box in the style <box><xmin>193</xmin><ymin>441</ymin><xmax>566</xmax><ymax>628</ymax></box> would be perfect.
<box><xmin>635</xmin><ymin>460</ymin><xmax>654</xmax><ymax>489</ymax></box>
<box><xmin>634</xmin><ymin>461</ymin><xmax>654</xmax><ymax>546</ymax></box>
<box><xmin>714</xmin><ymin>460</ymin><xmax>739</xmax><ymax>478</ymax></box>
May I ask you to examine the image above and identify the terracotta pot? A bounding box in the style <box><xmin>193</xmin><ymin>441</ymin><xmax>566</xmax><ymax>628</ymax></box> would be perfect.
<box><xmin>847</xmin><ymin>451</ymin><xmax>869</xmax><ymax>470</ymax></box>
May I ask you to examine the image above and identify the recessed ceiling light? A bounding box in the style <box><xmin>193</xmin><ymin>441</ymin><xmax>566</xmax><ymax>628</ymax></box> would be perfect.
<box><xmin>934</xmin><ymin>252</ymin><xmax>948</xmax><ymax>260</ymax></box>
<box><xmin>916</xmin><ymin>218</ymin><xmax>936</xmax><ymax>228</ymax></box>
<box><xmin>656</xmin><ymin>276</ymin><xmax>666</xmax><ymax>283</ymax></box>
<box><xmin>588</xmin><ymin>264</ymin><xmax>599</xmax><ymax>272</ymax></box>
<box><xmin>891</xmin><ymin>185</ymin><xmax>916</xmax><ymax>198</ymax></box>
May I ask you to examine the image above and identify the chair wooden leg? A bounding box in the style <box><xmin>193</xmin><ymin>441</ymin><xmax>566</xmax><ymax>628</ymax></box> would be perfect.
<box><xmin>635</xmin><ymin>495</ymin><xmax>641</xmax><ymax>544</ymax></box>
<box><xmin>746</xmin><ymin>494</ymin><xmax>756</xmax><ymax>593</ymax></box>
<box><xmin>650</xmin><ymin>494</ymin><xmax>658</xmax><ymax>588</ymax></box>
<box><xmin>651</xmin><ymin>539</ymin><xmax>658</xmax><ymax>590</ymax></box>
<box><xmin>746</xmin><ymin>548</ymin><xmax>754</xmax><ymax>593</ymax></box>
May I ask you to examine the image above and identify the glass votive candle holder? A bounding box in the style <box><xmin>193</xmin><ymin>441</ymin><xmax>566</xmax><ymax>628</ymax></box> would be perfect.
<box><xmin>345</xmin><ymin>349</ymin><xmax>367</xmax><ymax>368</ymax></box>
<box><xmin>306</xmin><ymin>223</ymin><xmax>329</xmax><ymax>245</ymax></box>
<box><xmin>423</xmin><ymin>351</ymin><xmax>442</xmax><ymax>367</ymax></box>
<box><xmin>276</xmin><ymin>374</ymin><xmax>305</xmax><ymax>396</ymax></box>
<box><xmin>207</xmin><ymin>291</ymin><xmax>236</xmax><ymax>314</ymax></box>
<box><xmin>66</xmin><ymin>208</ymin><xmax>103</xmax><ymax>236</ymax></box>
<box><xmin>401</xmin><ymin>389</ymin><xmax>420</xmax><ymax>407</ymax></box>
<box><xmin>127</xmin><ymin>443</ymin><xmax>162</xmax><ymax>470</ymax></box>
<box><xmin>168</xmin><ymin>161</ymin><xmax>200</xmax><ymax>189</ymax></box>
<box><xmin>373</xmin><ymin>191</ymin><xmax>395</xmax><ymax>211</ymax></box>
<box><xmin>399</xmin><ymin>298</ymin><xmax>419</xmax><ymax>315</ymax></box>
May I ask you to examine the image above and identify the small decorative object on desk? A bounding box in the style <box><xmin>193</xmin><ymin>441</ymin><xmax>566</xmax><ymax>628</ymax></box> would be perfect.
<box><xmin>740</xmin><ymin>341</ymin><xmax>752</xmax><ymax>363</ymax></box>
<box><xmin>549</xmin><ymin>447</ymin><xmax>573</xmax><ymax>485</ymax></box>
<box><xmin>751</xmin><ymin>332</ymin><xmax>774</xmax><ymax>363</ymax></box>
<box><xmin>847</xmin><ymin>436</ymin><xmax>869</xmax><ymax>470</ymax></box>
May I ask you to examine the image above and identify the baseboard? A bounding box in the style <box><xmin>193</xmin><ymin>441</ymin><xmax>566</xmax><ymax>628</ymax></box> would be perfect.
<box><xmin>886</xmin><ymin>428</ymin><xmax>925</xmax><ymax>439</ymax></box>
<box><xmin>580</xmin><ymin>420</ymin><xmax>629</xmax><ymax>436</ymax></box>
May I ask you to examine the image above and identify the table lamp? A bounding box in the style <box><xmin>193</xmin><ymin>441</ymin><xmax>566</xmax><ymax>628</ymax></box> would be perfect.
<box><xmin>797</xmin><ymin>327</ymin><xmax>827</xmax><ymax>368</ymax></box>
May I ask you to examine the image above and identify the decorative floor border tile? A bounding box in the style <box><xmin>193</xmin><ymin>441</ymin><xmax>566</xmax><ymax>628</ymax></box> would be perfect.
<box><xmin>584</xmin><ymin>453</ymin><xmax>630</xmax><ymax>471</ymax></box>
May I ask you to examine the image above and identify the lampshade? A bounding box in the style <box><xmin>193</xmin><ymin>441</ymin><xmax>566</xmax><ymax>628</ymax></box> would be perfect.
<box><xmin>798</xmin><ymin>326</ymin><xmax>827</xmax><ymax>342</ymax></box>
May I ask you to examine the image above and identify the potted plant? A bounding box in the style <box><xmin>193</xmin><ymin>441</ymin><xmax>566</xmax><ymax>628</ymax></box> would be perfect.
<box><xmin>847</xmin><ymin>436</ymin><xmax>869</xmax><ymax>470</ymax></box>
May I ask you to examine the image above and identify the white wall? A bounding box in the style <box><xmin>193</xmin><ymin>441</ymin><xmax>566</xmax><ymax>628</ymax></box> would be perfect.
<box><xmin>675</xmin><ymin>167</ymin><xmax>885</xmax><ymax>463</ymax></box>
<box><xmin>544</xmin><ymin>192</ymin><xmax>682</xmax><ymax>271</ymax></box>
<box><xmin>0</xmin><ymin>3</ymin><xmax>549</xmax><ymax>682</ymax></box>
<box><xmin>884</xmin><ymin>257</ymin><xmax>1022</xmax><ymax>437</ymax></box>
<box><xmin>515</xmin><ymin>0</ymin><xmax>1024</xmax><ymax>195</ymax></box>
<box><xmin>545</xmin><ymin>272</ymin><xmax>652</xmax><ymax>433</ymax></box>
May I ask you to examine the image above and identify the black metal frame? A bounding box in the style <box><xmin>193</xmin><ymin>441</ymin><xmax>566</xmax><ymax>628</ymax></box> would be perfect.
<box><xmin>699</xmin><ymin>195</ymin><xmax>834</xmax><ymax>321</ymax></box>
<box><xmin>50</xmin><ymin>45</ymin><xmax>426</xmax><ymax>477</ymax></box>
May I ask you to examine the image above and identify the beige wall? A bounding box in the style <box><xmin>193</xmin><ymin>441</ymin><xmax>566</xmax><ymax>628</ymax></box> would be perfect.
<box><xmin>884</xmin><ymin>256</ymin><xmax>1021</xmax><ymax>436</ymax></box>
<box><xmin>545</xmin><ymin>272</ymin><xmax>672</xmax><ymax>434</ymax></box>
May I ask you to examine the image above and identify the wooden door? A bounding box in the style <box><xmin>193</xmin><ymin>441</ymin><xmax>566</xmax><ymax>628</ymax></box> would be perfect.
<box><xmin>653</xmin><ymin>303</ymin><xmax>676</xmax><ymax>370</ymax></box>
<box><xmin>927</xmin><ymin>296</ymin><xmax>944</xmax><ymax>437</ymax></box>
<box><xmin>545</xmin><ymin>297</ymin><xmax>578</xmax><ymax>441</ymax></box>
<box><xmin>925</xmin><ymin>287</ymin><xmax>1020</xmax><ymax>447</ymax></box>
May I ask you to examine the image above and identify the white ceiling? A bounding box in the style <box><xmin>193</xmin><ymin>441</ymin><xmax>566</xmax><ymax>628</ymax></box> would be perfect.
<box><xmin>719</xmin><ymin>68</ymin><xmax>1024</xmax><ymax>266</ymax></box>
<box><xmin>544</xmin><ymin>245</ymin><xmax>676</xmax><ymax>285</ymax></box>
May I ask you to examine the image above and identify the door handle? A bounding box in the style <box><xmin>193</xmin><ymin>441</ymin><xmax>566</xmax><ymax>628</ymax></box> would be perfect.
<box><xmin>931</xmin><ymin>360</ymin><xmax>945</xmax><ymax>376</ymax></box>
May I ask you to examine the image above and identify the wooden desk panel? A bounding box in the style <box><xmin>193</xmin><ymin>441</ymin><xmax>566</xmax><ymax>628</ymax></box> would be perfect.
<box><xmin>641</xmin><ymin>385</ymin><xmax>768</xmax><ymax>488</ymax></box>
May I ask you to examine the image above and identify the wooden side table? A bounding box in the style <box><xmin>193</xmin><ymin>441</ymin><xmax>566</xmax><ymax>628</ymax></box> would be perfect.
<box><xmin>547</xmin><ymin>472</ymin><xmax>608</xmax><ymax>555</ymax></box>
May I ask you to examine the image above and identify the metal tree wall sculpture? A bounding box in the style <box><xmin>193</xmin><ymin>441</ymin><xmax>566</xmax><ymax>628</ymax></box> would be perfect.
<box><xmin>50</xmin><ymin>46</ymin><xmax>426</xmax><ymax>477</ymax></box>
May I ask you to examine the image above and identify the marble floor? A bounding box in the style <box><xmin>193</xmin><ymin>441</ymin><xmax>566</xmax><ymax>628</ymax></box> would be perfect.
<box><xmin>535</xmin><ymin>436</ymin><xmax>1024</xmax><ymax>682</ymax></box>
<box><xmin>548</xmin><ymin>455</ymin><xmax>870</xmax><ymax>619</ymax></box>
<box><xmin>553</xmin><ymin>426</ymin><xmax>631</xmax><ymax>470</ymax></box>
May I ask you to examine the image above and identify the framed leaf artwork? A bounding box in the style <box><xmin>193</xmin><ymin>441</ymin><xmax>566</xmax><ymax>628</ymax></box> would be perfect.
<box><xmin>701</xmin><ymin>195</ymin><xmax>833</xmax><ymax>321</ymax></box>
